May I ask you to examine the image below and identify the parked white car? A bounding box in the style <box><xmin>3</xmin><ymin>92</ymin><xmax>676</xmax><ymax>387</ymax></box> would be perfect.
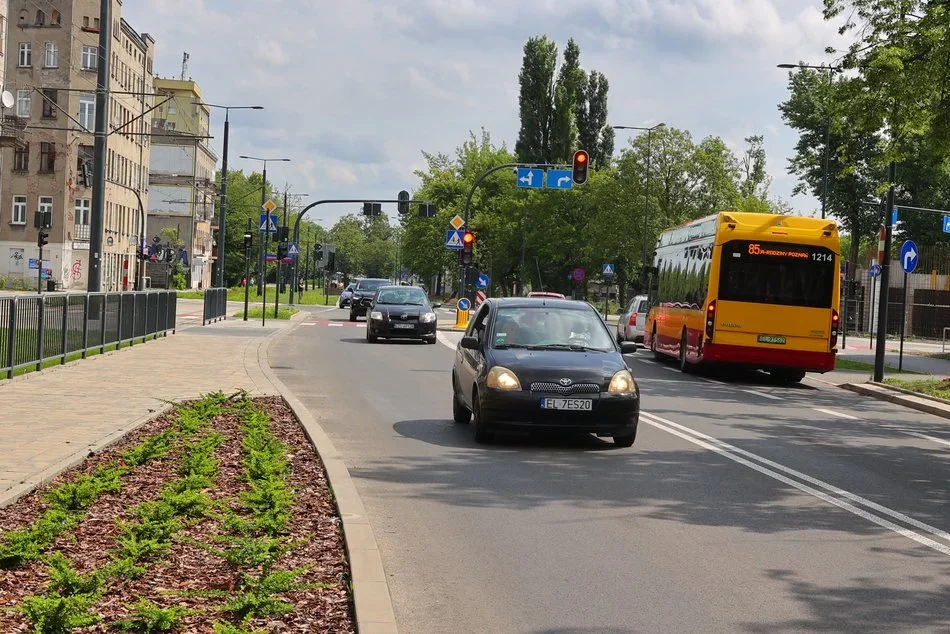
<box><xmin>616</xmin><ymin>295</ymin><xmax>649</xmax><ymax>344</ymax></box>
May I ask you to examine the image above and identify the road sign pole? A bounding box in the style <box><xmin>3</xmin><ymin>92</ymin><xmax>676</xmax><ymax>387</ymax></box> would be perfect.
<box><xmin>869</xmin><ymin>271</ymin><xmax>875</xmax><ymax>349</ymax></box>
<box><xmin>899</xmin><ymin>270</ymin><xmax>908</xmax><ymax>371</ymax></box>
<box><xmin>873</xmin><ymin>174</ymin><xmax>896</xmax><ymax>383</ymax></box>
<box><xmin>244</xmin><ymin>224</ymin><xmax>252</xmax><ymax>321</ymax></box>
<box><xmin>258</xmin><ymin>165</ymin><xmax>267</xmax><ymax>296</ymax></box>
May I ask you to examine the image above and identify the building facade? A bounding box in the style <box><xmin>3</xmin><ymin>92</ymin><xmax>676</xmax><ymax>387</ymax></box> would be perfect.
<box><xmin>147</xmin><ymin>78</ymin><xmax>216</xmax><ymax>289</ymax></box>
<box><xmin>0</xmin><ymin>1</ymin><xmax>155</xmax><ymax>290</ymax></box>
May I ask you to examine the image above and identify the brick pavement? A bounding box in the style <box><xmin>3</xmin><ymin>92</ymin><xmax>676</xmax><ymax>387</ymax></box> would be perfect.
<box><xmin>0</xmin><ymin>315</ymin><xmax>302</xmax><ymax>507</ymax></box>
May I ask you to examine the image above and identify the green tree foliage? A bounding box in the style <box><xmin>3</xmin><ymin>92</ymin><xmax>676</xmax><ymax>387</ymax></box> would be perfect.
<box><xmin>515</xmin><ymin>36</ymin><xmax>558</xmax><ymax>164</ymax></box>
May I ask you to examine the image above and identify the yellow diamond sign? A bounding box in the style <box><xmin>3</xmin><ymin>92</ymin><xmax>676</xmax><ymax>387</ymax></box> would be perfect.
<box><xmin>262</xmin><ymin>199</ymin><xmax>277</xmax><ymax>212</ymax></box>
<box><xmin>450</xmin><ymin>215</ymin><xmax>465</xmax><ymax>231</ymax></box>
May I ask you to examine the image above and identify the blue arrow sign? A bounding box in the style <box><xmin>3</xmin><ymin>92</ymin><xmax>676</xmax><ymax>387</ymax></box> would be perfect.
<box><xmin>546</xmin><ymin>169</ymin><xmax>573</xmax><ymax>190</ymax></box>
<box><xmin>603</xmin><ymin>263</ymin><xmax>615</xmax><ymax>277</ymax></box>
<box><xmin>445</xmin><ymin>230</ymin><xmax>464</xmax><ymax>250</ymax></box>
<box><xmin>259</xmin><ymin>213</ymin><xmax>278</xmax><ymax>233</ymax></box>
<box><xmin>943</xmin><ymin>215</ymin><xmax>950</xmax><ymax>234</ymax></box>
<box><xmin>476</xmin><ymin>273</ymin><xmax>489</xmax><ymax>289</ymax></box>
<box><xmin>516</xmin><ymin>168</ymin><xmax>544</xmax><ymax>189</ymax></box>
<box><xmin>457</xmin><ymin>297</ymin><xmax>472</xmax><ymax>311</ymax></box>
<box><xmin>892</xmin><ymin>207</ymin><xmax>899</xmax><ymax>225</ymax></box>
<box><xmin>900</xmin><ymin>240</ymin><xmax>919</xmax><ymax>274</ymax></box>
<box><xmin>287</xmin><ymin>242</ymin><xmax>299</xmax><ymax>256</ymax></box>
<box><xmin>869</xmin><ymin>264</ymin><xmax>881</xmax><ymax>278</ymax></box>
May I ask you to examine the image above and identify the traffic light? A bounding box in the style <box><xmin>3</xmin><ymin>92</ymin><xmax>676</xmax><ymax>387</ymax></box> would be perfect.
<box><xmin>572</xmin><ymin>150</ymin><xmax>589</xmax><ymax>185</ymax></box>
<box><xmin>362</xmin><ymin>202</ymin><xmax>382</xmax><ymax>216</ymax></box>
<box><xmin>277</xmin><ymin>242</ymin><xmax>288</xmax><ymax>259</ymax></box>
<box><xmin>460</xmin><ymin>230</ymin><xmax>475</xmax><ymax>266</ymax></box>
<box><xmin>37</xmin><ymin>230</ymin><xmax>49</xmax><ymax>248</ymax></box>
<box><xmin>397</xmin><ymin>190</ymin><xmax>410</xmax><ymax>215</ymax></box>
<box><xmin>326</xmin><ymin>250</ymin><xmax>335</xmax><ymax>270</ymax></box>
<box><xmin>243</xmin><ymin>232</ymin><xmax>252</xmax><ymax>250</ymax></box>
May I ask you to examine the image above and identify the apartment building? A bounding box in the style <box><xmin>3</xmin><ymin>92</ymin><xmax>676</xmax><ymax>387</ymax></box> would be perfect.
<box><xmin>0</xmin><ymin>1</ymin><xmax>155</xmax><ymax>290</ymax></box>
<box><xmin>147</xmin><ymin>78</ymin><xmax>216</xmax><ymax>289</ymax></box>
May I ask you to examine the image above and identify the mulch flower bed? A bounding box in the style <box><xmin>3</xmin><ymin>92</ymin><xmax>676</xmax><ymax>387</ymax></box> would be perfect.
<box><xmin>0</xmin><ymin>393</ymin><xmax>355</xmax><ymax>633</ymax></box>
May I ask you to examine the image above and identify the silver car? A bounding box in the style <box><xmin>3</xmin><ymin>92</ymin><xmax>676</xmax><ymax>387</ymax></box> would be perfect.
<box><xmin>616</xmin><ymin>295</ymin><xmax>649</xmax><ymax>344</ymax></box>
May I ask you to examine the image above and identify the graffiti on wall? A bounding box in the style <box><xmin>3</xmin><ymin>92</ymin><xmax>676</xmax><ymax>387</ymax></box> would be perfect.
<box><xmin>71</xmin><ymin>259</ymin><xmax>83</xmax><ymax>281</ymax></box>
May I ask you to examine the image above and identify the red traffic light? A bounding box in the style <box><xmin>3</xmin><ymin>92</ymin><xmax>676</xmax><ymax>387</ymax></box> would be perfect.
<box><xmin>463</xmin><ymin>231</ymin><xmax>475</xmax><ymax>245</ymax></box>
<box><xmin>572</xmin><ymin>150</ymin><xmax>590</xmax><ymax>185</ymax></box>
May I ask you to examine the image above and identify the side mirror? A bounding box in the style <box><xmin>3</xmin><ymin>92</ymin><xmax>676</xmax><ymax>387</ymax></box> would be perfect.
<box><xmin>432</xmin><ymin>302</ymin><xmax>442</xmax><ymax>309</ymax></box>
<box><xmin>620</xmin><ymin>341</ymin><xmax>638</xmax><ymax>355</ymax></box>
<box><xmin>460</xmin><ymin>335</ymin><xmax>480</xmax><ymax>351</ymax></box>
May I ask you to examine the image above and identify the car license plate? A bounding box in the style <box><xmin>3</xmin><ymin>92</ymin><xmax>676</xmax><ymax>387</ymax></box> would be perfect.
<box><xmin>393</xmin><ymin>323</ymin><xmax>415</xmax><ymax>330</ymax></box>
<box><xmin>540</xmin><ymin>398</ymin><xmax>593</xmax><ymax>411</ymax></box>
<box><xmin>758</xmin><ymin>335</ymin><xmax>786</xmax><ymax>345</ymax></box>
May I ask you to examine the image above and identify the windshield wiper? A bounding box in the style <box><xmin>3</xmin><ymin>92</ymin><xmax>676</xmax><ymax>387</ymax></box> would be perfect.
<box><xmin>494</xmin><ymin>343</ymin><xmax>535</xmax><ymax>350</ymax></box>
<box><xmin>536</xmin><ymin>343</ymin><xmax>605</xmax><ymax>352</ymax></box>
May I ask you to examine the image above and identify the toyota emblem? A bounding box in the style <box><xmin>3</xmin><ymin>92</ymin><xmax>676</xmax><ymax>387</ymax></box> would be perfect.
<box><xmin>558</xmin><ymin>378</ymin><xmax>573</xmax><ymax>386</ymax></box>
<box><xmin>401</xmin><ymin>313</ymin><xmax>408</xmax><ymax>320</ymax></box>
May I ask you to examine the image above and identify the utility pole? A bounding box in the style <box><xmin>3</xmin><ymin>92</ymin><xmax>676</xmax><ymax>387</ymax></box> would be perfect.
<box><xmin>87</xmin><ymin>0</ymin><xmax>112</xmax><ymax>292</ymax></box>
<box><xmin>873</xmin><ymin>165</ymin><xmax>896</xmax><ymax>383</ymax></box>
<box><xmin>216</xmin><ymin>109</ymin><xmax>230</xmax><ymax>288</ymax></box>
<box><xmin>275</xmin><ymin>189</ymin><xmax>288</xmax><ymax>318</ymax></box>
<box><xmin>257</xmin><ymin>163</ymin><xmax>267</xmax><ymax>296</ymax></box>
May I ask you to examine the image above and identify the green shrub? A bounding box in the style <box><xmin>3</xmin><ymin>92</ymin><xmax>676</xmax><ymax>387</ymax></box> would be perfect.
<box><xmin>20</xmin><ymin>591</ymin><xmax>101</xmax><ymax>633</ymax></box>
<box><xmin>114</xmin><ymin>598</ymin><xmax>194</xmax><ymax>633</ymax></box>
<box><xmin>44</xmin><ymin>553</ymin><xmax>102</xmax><ymax>596</ymax></box>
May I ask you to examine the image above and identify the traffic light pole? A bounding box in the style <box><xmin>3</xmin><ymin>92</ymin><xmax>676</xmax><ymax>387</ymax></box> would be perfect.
<box><xmin>36</xmin><ymin>244</ymin><xmax>43</xmax><ymax>294</ymax></box>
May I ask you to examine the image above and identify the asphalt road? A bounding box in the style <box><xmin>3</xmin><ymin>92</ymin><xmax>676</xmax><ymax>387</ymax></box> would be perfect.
<box><xmin>271</xmin><ymin>308</ymin><xmax>950</xmax><ymax>634</ymax></box>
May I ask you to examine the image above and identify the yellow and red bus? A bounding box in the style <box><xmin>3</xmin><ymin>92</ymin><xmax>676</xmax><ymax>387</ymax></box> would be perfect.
<box><xmin>644</xmin><ymin>211</ymin><xmax>841</xmax><ymax>383</ymax></box>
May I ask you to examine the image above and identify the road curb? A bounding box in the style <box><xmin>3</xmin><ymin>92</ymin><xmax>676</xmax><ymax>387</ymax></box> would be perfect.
<box><xmin>259</xmin><ymin>319</ymin><xmax>399</xmax><ymax>634</ymax></box>
<box><xmin>841</xmin><ymin>382</ymin><xmax>950</xmax><ymax>421</ymax></box>
<box><xmin>0</xmin><ymin>403</ymin><xmax>174</xmax><ymax>509</ymax></box>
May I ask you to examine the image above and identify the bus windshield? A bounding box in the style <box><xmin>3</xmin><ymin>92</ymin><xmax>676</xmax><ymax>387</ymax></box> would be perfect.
<box><xmin>717</xmin><ymin>240</ymin><xmax>835</xmax><ymax>309</ymax></box>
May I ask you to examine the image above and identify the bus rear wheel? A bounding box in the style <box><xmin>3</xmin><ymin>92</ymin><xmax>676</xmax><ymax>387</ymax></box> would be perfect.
<box><xmin>772</xmin><ymin>369</ymin><xmax>806</xmax><ymax>384</ymax></box>
<box><xmin>679</xmin><ymin>331</ymin><xmax>694</xmax><ymax>374</ymax></box>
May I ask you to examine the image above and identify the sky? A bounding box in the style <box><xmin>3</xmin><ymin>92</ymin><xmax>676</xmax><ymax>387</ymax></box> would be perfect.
<box><xmin>124</xmin><ymin>0</ymin><xmax>846</xmax><ymax>229</ymax></box>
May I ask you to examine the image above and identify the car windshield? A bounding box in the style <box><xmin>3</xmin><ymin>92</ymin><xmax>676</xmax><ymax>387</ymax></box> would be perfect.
<box><xmin>376</xmin><ymin>288</ymin><xmax>428</xmax><ymax>306</ymax></box>
<box><xmin>491</xmin><ymin>306</ymin><xmax>615</xmax><ymax>351</ymax></box>
<box><xmin>357</xmin><ymin>280</ymin><xmax>386</xmax><ymax>291</ymax></box>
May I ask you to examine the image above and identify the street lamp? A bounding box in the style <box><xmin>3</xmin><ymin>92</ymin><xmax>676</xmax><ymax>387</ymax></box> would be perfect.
<box><xmin>777</xmin><ymin>63</ymin><xmax>841</xmax><ymax>219</ymax></box>
<box><xmin>194</xmin><ymin>103</ymin><xmax>264</xmax><ymax>289</ymax></box>
<box><xmin>613</xmin><ymin>123</ymin><xmax>666</xmax><ymax>269</ymax></box>
<box><xmin>239</xmin><ymin>156</ymin><xmax>291</xmax><ymax>324</ymax></box>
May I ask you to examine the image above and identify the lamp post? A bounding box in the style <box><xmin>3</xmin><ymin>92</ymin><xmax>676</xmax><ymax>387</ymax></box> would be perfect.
<box><xmin>612</xmin><ymin>123</ymin><xmax>666</xmax><ymax>269</ymax></box>
<box><xmin>194</xmin><ymin>103</ymin><xmax>264</xmax><ymax>289</ymax></box>
<box><xmin>777</xmin><ymin>63</ymin><xmax>840</xmax><ymax>220</ymax></box>
<box><xmin>239</xmin><ymin>156</ymin><xmax>291</xmax><ymax>325</ymax></box>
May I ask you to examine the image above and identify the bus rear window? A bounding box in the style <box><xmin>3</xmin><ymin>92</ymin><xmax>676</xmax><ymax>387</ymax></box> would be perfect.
<box><xmin>718</xmin><ymin>240</ymin><xmax>835</xmax><ymax>309</ymax></box>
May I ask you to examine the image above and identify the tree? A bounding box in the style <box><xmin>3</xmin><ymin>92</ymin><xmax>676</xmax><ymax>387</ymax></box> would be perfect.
<box><xmin>550</xmin><ymin>39</ymin><xmax>584</xmax><ymax>163</ymax></box>
<box><xmin>514</xmin><ymin>36</ymin><xmax>558</xmax><ymax>164</ymax></box>
<box><xmin>577</xmin><ymin>71</ymin><xmax>612</xmax><ymax>168</ymax></box>
<box><xmin>213</xmin><ymin>169</ymin><xmax>275</xmax><ymax>286</ymax></box>
<box><xmin>739</xmin><ymin>135</ymin><xmax>770</xmax><ymax>199</ymax></box>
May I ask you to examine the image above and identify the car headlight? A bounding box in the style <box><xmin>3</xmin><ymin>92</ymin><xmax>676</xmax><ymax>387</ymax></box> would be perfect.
<box><xmin>420</xmin><ymin>312</ymin><xmax>437</xmax><ymax>323</ymax></box>
<box><xmin>370</xmin><ymin>311</ymin><xmax>383</xmax><ymax>321</ymax></box>
<box><xmin>608</xmin><ymin>369</ymin><xmax>638</xmax><ymax>395</ymax></box>
<box><xmin>486</xmin><ymin>366</ymin><xmax>521</xmax><ymax>391</ymax></box>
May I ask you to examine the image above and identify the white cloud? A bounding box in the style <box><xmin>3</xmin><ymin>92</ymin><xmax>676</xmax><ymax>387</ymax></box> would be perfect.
<box><xmin>123</xmin><ymin>0</ymin><xmax>851</xmax><ymax>225</ymax></box>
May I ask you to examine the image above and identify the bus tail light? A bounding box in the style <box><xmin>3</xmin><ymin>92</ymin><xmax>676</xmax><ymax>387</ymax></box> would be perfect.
<box><xmin>705</xmin><ymin>300</ymin><xmax>716</xmax><ymax>339</ymax></box>
<box><xmin>628</xmin><ymin>313</ymin><xmax>637</xmax><ymax>327</ymax></box>
<box><xmin>830</xmin><ymin>309</ymin><xmax>840</xmax><ymax>348</ymax></box>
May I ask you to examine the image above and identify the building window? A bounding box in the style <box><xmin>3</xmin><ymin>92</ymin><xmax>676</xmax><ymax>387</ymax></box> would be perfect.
<box><xmin>18</xmin><ymin>43</ymin><xmax>31</xmax><ymax>67</ymax></box>
<box><xmin>42</xmin><ymin>89</ymin><xmax>57</xmax><ymax>118</ymax></box>
<box><xmin>34</xmin><ymin>10</ymin><xmax>45</xmax><ymax>26</ymax></box>
<box><xmin>39</xmin><ymin>197</ymin><xmax>53</xmax><ymax>223</ymax></box>
<box><xmin>81</xmin><ymin>46</ymin><xmax>97</xmax><ymax>70</ymax></box>
<box><xmin>168</xmin><ymin>105</ymin><xmax>177</xmax><ymax>115</ymax></box>
<box><xmin>75</xmin><ymin>199</ymin><xmax>91</xmax><ymax>240</ymax></box>
<box><xmin>16</xmin><ymin>90</ymin><xmax>31</xmax><ymax>118</ymax></box>
<box><xmin>77</xmin><ymin>144</ymin><xmax>94</xmax><ymax>174</ymax></box>
<box><xmin>13</xmin><ymin>144</ymin><xmax>29</xmax><ymax>171</ymax></box>
<box><xmin>39</xmin><ymin>142</ymin><xmax>55</xmax><ymax>172</ymax></box>
<box><xmin>12</xmin><ymin>196</ymin><xmax>27</xmax><ymax>225</ymax></box>
<box><xmin>83</xmin><ymin>16</ymin><xmax>89</xmax><ymax>28</ymax></box>
<box><xmin>51</xmin><ymin>10</ymin><xmax>61</xmax><ymax>25</ymax></box>
<box><xmin>79</xmin><ymin>94</ymin><xmax>95</xmax><ymax>131</ymax></box>
<box><xmin>44</xmin><ymin>42</ymin><xmax>57</xmax><ymax>67</ymax></box>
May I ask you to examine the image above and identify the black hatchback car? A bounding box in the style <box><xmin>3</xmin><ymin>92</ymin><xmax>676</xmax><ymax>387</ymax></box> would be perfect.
<box><xmin>451</xmin><ymin>297</ymin><xmax>640</xmax><ymax>447</ymax></box>
<box><xmin>363</xmin><ymin>285</ymin><xmax>438</xmax><ymax>344</ymax></box>
<box><xmin>349</xmin><ymin>278</ymin><xmax>390</xmax><ymax>321</ymax></box>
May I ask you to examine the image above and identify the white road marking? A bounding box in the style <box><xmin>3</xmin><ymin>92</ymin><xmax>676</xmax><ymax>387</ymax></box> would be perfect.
<box><xmin>301</xmin><ymin>323</ymin><xmax>317</xmax><ymax>326</ymax></box>
<box><xmin>327</xmin><ymin>323</ymin><xmax>343</xmax><ymax>327</ymax></box>
<box><xmin>741</xmin><ymin>389</ymin><xmax>782</xmax><ymax>401</ymax></box>
<box><xmin>640</xmin><ymin>411</ymin><xmax>950</xmax><ymax>556</ymax></box>
<box><xmin>661</xmin><ymin>366</ymin><xmax>679</xmax><ymax>373</ymax></box>
<box><xmin>814</xmin><ymin>407</ymin><xmax>861</xmax><ymax>420</ymax></box>
<box><xmin>436</xmin><ymin>331</ymin><xmax>459</xmax><ymax>351</ymax></box>
<box><xmin>905</xmin><ymin>432</ymin><xmax>950</xmax><ymax>448</ymax></box>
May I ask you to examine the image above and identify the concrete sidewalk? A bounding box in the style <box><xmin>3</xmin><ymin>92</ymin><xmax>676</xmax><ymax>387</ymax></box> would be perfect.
<box><xmin>0</xmin><ymin>316</ymin><xmax>297</xmax><ymax>506</ymax></box>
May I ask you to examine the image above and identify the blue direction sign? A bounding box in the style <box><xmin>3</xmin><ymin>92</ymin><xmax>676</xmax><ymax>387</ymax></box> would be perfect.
<box><xmin>943</xmin><ymin>215</ymin><xmax>950</xmax><ymax>234</ymax></box>
<box><xmin>476</xmin><ymin>273</ymin><xmax>489</xmax><ymax>289</ymax></box>
<box><xmin>516</xmin><ymin>168</ymin><xmax>544</xmax><ymax>189</ymax></box>
<box><xmin>259</xmin><ymin>213</ymin><xmax>278</xmax><ymax>233</ymax></box>
<box><xmin>892</xmin><ymin>207</ymin><xmax>899</xmax><ymax>225</ymax></box>
<box><xmin>546</xmin><ymin>169</ymin><xmax>573</xmax><ymax>190</ymax></box>
<box><xmin>602</xmin><ymin>263</ymin><xmax>615</xmax><ymax>277</ymax></box>
<box><xmin>445</xmin><ymin>230</ymin><xmax>464</xmax><ymax>250</ymax></box>
<box><xmin>900</xmin><ymin>240</ymin><xmax>919</xmax><ymax>274</ymax></box>
<box><xmin>869</xmin><ymin>264</ymin><xmax>882</xmax><ymax>278</ymax></box>
<box><xmin>457</xmin><ymin>297</ymin><xmax>472</xmax><ymax>311</ymax></box>
<box><xmin>287</xmin><ymin>242</ymin><xmax>299</xmax><ymax>256</ymax></box>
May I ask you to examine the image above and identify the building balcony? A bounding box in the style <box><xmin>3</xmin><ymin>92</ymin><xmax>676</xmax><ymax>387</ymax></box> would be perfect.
<box><xmin>0</xmin><ymin>116</ymin><xmax>29</xmax><ymax>148</ymax></box>
<box><xmin>74</xmin><ymin>224</ymin><xmax>90</xmax><ymax>240</ymax></box>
